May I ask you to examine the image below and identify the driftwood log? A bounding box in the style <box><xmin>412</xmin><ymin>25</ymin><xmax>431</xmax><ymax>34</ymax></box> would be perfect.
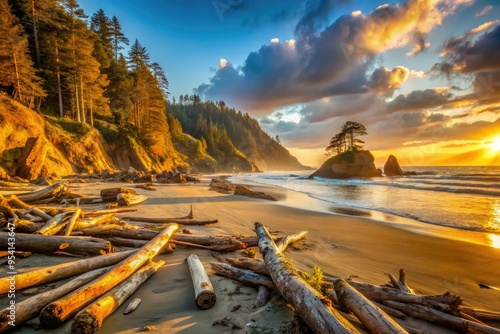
<box><xmin>334</xmin><ymin>279</ymin><xmax>408</xmax><ymax>334</ymax></box>
<box><xmin>255</xmin><ymin>222</ymin><xmax>360</xmax><ymax>334</ymax></box>
<box><xmin>211</xmin><ymin>262</ymin><xmax>276</xmax><ymax>289</ymax></box>
<box><xmin>7</xmin><ymin>195</ymin><xmax>31</xmax><ymax>209</ymax></box>
<box><xmin>234</xmin><ymin>185</ymin><xmax>277</xmax><ymax>201</ymax></box>
<box><xmin>35</xmin><ymin>211</ymin><xmax>73</xmax><ymax>235</ymax></box>
<box><xmin>82</xmin><ymin>208</ymin><xmax>137</xmax><ymax>218</ymax></box>
<box><xmin>29</xmin><ymin>207</ymin><xmax>53</xmax><ymax>221</ymax></box>
<box><xmin>64</xmin><ymin>208</ymin><xmax>82</xmax><ymax>236</ymax></box>
<box><xmin>117</xmin><ymin>193</ymin><xmax>147</xmax><ymax>206</ymax></box>
<box><xmin>187</xmin><ymin>254</ymin><xmax>216</xmax><ymax>310</ymax></box>
<box><xmin>225</xmin><ymin>257</ymin><xmax>269</xmax><ymax>276</ymax></box>
<box><xmin>385</xmin><ymin>301</ymin><xmax>500</xmax><ymax>334</ymax></box>
<box><xmin>100</xmin><ymin>188</ymin><xmax>137</xmax><ymax>202</ymax></box>
<box><xmin>0</xmin><ymin>232</ymin><xmax>113</xmax><ymax>256</ymax></box>
<box><xmin>71</xmin><ymin>260</ymin><xmax>165</xmax><ymax>334</ymax></box>
<box><xmin>39</xmin><ymin>224</ymin><xmax>179</xmax><ymax>329</ymax></box>
<box><xmin>0</xmin><ymin>267</ymin><xmax>110</xmax><ymax>332</ymax></box>
<box><xmin>15</xmin><ymin>183</ymin><xmax>65</xmax><ymax>203</ymax></box>
<box><xmin>253</xmin><ymin>286</ymin><xmax>270</xmax><ymax>309</ymax></box>
<box><xmin>122</xmin><ymin>216</ymin><xmax>218</xmax><ymax>226</ymax></box>
<box><xmin>0</xmin><ymin>250</ymin><xmax>134</xmax><ymax>294</ymax></box>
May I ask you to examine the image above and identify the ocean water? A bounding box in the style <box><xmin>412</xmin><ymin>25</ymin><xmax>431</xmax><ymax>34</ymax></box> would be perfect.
<box><xmin>229</xmin><ymin>166</ymin><xmax>500</xmax><ymax>234</ymax></box>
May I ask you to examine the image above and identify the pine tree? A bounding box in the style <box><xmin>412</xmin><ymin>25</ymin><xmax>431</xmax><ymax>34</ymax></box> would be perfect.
<box><xmin>110</xmin><ymin>16</ymin><xmax>128</xmax><ymax>62</ymax></box>
<box><xmin>90</xmin><ymin>9</ymin><xmax>113</xmax><ymax>71</ymax></box>
<box><xmin>0</xmin><ymin>1</ymin><xmax>45</xmax><ymax>106</ymax></box>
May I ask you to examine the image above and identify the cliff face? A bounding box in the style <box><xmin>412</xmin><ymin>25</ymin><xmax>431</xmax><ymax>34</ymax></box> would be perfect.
<box><xmin>309</xmin><ymin>150</ymin><xmax>382</xmax><ymax>179</ymax></box>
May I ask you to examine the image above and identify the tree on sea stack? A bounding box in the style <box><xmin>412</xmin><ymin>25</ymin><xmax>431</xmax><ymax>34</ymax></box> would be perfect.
<box><xmin>326</xmin><ymin>121</ymin><xmax>367</xmax><ymax>155</ymax></box>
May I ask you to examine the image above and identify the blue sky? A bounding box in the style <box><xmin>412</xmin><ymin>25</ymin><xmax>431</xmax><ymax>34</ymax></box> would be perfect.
<box><xmin>79</xmin><ymin>0</ymin><xmax>500</xmax><ymax>166</ymax></box>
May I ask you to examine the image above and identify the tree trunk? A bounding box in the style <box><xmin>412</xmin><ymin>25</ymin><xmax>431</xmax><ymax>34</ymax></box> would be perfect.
<box><xmin>13</xmin><ymin>137</ymin><xmax>49</xmax><ymax>180</ymax></box>
<box><xmin>187</xmin><ymin>254</ymin><xmax>216</xmax><ymax>310</ymax></box>
<box><xmin>12</xmin><ymin>47</ymin><xmax>23</xmax><ymax>102</ymax></box>
<box><xmin>0</xmin><ymin>267</ymin><xmax>110</xmax><ymax>332</ymax></box>
<box><xmin>39</xmin><ymin>224</ymin><xmax>179</xmax><ymax>329</ymax></box>
<box><xmin>334</xmin><ymin>279</ymin><xmax>408</xmax><ymax>334</ymax></box>
<box><xmin>255</xmin><ymin>222</ymin><xmax>360</xmax><ymax>334</ymax></box>
<box><xmin>0</xmin><ymin>250</ymin><xmax>134</xmax><ymax>294</ymax></box>
<box><xmin>211</xmin><ymin>262</ymin><xmax>276</xmax><ymax>289</ymax></box>
<box><xmin>55</xmin><ymin>38</ymin><xmax>63</xmax><ymax>117</ymax></box>
<box><xmin>31</xmin><ymin>0</ymin><xmax>40</xmax><ymax>68</ymax></box>
<box><xmin>0</xmin><ymin>232</ymin><xmax>113</xmax><ymax>257</ymax></box>
<box><xmin>71</xmin><ymin>260</ymin><xmax>165</xmax><ymax>334</ymax></box>
<box><xmin>385</xmin><ymin>301</ymin><xmax>500</xmax><ymax>334</ymax></box>
<box><xmin>80</xmin><ymin>75</ymin><xmax>86</xmax><ymax>123</ymax></box>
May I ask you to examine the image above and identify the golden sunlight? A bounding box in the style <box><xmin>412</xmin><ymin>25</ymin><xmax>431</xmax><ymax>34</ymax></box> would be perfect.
<box><xmin>491</xmin><ymin>137</ymin><xmax>500</xmax><ymax>153</ymax></box>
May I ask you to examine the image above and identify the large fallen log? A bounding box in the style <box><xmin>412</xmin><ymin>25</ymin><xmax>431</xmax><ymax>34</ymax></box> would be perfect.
<box><xmin>71</xmin><ymin>260</ymin><xmax>165</xmax><ymax>334</ymax></box>
<box><xmin>225</xmin><ymin>257</ymin><xmax>269</xmax><ymax>276</ymax></box>
<box><xmin>345</xmin><ymin>280</ymin><xmax>462</xmax><ymax>313</ymax></box>
<box><xmin>0</xmin><ymin>232</ymin><xmax>113</xmax><ymax>257</ymax></box>
<box><xmin>211</xmin><ymin>262</ymin><xmax>276</xmax><ymax>289</ymax></box>
<box><xmin>122</xmin><ymin>216</ymin><xmax>218</xmax><ymax>226</ymax></box>
<box><xmin>187</xmin><ymin>254</ymin><xmax>216</xmax><ymax>310</ymax></box>
<box><xmin>255</xmin><ymin>222</ymin><xmax>360</xmax><ymax>334</ymax></box>
<box><xmin>0</xmin><ymin>266</ymin><xmax>110</xmax><ymax>332</ymax></box>
<box><xmin>0</xmin><ymin>250</ymin><xmax>134</xmax><ymax>294</ymax></box>
<box><xmin>39</xmin><ymin>223</ymin><xmax>179</xmax><ymax>329</ymax></box>
<box><xmin>385</xmin><ymin>301</ymin><xmax>500</xmax><ymax>334</ymax></box>
<box><xmin>15</xmin><ymin>183</ymin><xmax>66</xmax><ymax>203</ymax></box>
<box><xmin>334</xmin><ymin>279</ymin><xmax>408</xmax><ymax>334</ymax></box>
<box><xmin>459</xmin><ymin>307</ymin><xmax>500</xmax><ymax>323</ymax></box>
<box><xmin>100</xmin><ymin>188</ymin><xmax>137</xmax><ymax>202</ymax></box>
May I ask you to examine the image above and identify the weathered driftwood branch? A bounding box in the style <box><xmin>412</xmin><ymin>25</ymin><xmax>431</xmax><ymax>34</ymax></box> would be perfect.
<box><xmin>75</xmin><ymin>213</ymin><xmax>116</xmax><ymax>230</ymax></box>
<box><xmin>385</xmin><ymin>301</ymin><xmax>500</xmax><ymax>334</ymax></box>
<box><xmin>71</xmin><ymin>260</ymin><xmax>165</xmax><ymax>334</ymax></box>
<box><xmin>275</xmin><ymin>231</ymin><xmax>308</xmax><ymax>252</ymax></box>
<box><xmin>7</xmin><ymin>195</ymin><xmax>31</xmax><ymax>209</ymax></box>
<box><xmin>225</xmin><ymin>257</ymin><xmax>269</xmax><ymax>276</ymax></box>
<box><xmin>64</xmin><ymin>208</ymin><xmax>82</xmax><ymax>236</ymax></box>
<box><xmin>388</xmin><ymin>269</ymin><xmax>414</xmax><ymax>294</ymax></box>
<box><xmin>15</xmin><ymin>183</ymin><xmax>65</xmax><ymax>203</ymax></box>
<box><xmin>13</xmin><ymin>218</ymin><xmax>43</xmax><ymax>233</ymax></box>
<box><xmin>334</xmin><ymin>279</ymin><xmax>408</xmax><ymax>334</ymax></box>
<box><xmin>187</xmin><ymin>254</ymin><xmax>216</xmax><ymax>310</ymax></box>
<box><xmin>105</xmin><ymin>237</ymin><xmax>175</xmax><ymax>254</ymax></box>
<box><xmin>0</xmin><ymin>232</ymin><xmax>113</xmax><ymax>257</ymax></box>
<box><xmin>29</xmin><ymin>207</ymin><xmax>53</xmax><ymax>221</ymax></box>
<box><xmin>211</xmin><ymin>262</ymin><xmax>276</xmax><ymax>289</ymax></box>
<box><xmin>459</xmin><ymin>307</ymin><xmax>500</xmax><ymax>323</ymax></box>
<box><xmin>0</xmin><ymin>267</ymin><xmax>110</xmax><ymax>332</ymax></box>
<box><xmin>345</xmin><ymin>280</ymin><xmax>462</xmax><ymax>313</ymax></box>
<box><xmin>0</xmin><ymin>250</ymin><xmax>134</xmax><ymax>294</ymax></box>
<box><xmin>35</xmin><ymin>211</ymin><xmax>73</xmax><ymax>235</ymax></box>
<box><xmin>253</xmin><ymin>286</ymin><xmax>270</xmax><ymax>309</ymax></box>
<box><xmin>254</xmin><ymin>222</ymin><xmax>360</xmax><ymax>334</ymax></box>
<box><xmin>82</xmin><ymin>208</ymin><xmax>137</xmax><ymax>218</ymax></box>
<box><xmin>39</xmin><ymin>224</ymin><xmax>179</xmax><ymax>329</ymax></box>
<box><xmin>122</xmin><ymin>216</ymin><xmax>218</xmax><ymax>226</ymax></box>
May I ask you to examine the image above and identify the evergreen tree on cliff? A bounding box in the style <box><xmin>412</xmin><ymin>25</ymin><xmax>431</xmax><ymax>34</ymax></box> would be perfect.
<box><xmin>326</xmin><ymin>121</ymin><xmax>367</xmax><ymax>156</ymax></box>
<box><xmin>0</xmin><ymin>1</ymin><xmax>45</xmax><ymax>106</ymax></box>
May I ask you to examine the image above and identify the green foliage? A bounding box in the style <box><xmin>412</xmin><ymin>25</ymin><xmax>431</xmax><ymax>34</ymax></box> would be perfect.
<box><xmin>94</xmin><ymin>120</ymin><xmax>119</xmax><ymax>142</ymax></box>
<box><xmin>301</xmin><ymin>266</ymin><xmax>326</xmax><ymax>295</ymax></box>
<box><xmin>45</xmin><ymin>115</ymin><xmax>91</xmax><ymax>137</ymax></box>
<box><xmin>326</xmin><ymin>121</ymin><xmax>367</xmax><ymax>155</ymax></box>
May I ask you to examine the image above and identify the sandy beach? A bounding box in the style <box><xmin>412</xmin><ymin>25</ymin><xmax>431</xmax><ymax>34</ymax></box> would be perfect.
<box><xmin>2</xmin><ymin>179</ymin><xmax>500</xmax><ymax>333</ymax></box>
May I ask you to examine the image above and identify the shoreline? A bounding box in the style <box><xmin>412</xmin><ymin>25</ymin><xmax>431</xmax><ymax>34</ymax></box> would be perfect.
<box><xmin>2</xmin><ymin>179</ymin><xmax>500</xmax><ymax>333</ymax></box>
<box><xmin>227</xmin><ymin>172</ymin><xmax>500</xmax><ymax>250</ymax></box>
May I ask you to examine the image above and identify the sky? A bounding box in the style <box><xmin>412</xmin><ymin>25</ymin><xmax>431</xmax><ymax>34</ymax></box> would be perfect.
<box><xmin>78</xmin><ymin>0</ymin><xmax>500</xmax><ymax>167</ymax></box>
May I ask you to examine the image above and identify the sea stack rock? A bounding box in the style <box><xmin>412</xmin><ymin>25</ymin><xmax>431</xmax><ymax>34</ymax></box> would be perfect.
<box><xmin>309</xmin><ymin>150</ymin><xmax>382</xmax><ymax>179</ymax></box>
<box><xmin>384</xmin><ymin>155</ymin><xmax>404</xmax><ymax>176</ymax></box>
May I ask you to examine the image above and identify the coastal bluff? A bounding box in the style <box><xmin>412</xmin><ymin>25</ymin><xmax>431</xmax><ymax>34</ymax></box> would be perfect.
<box><xmin>308</xmin><ymin>150</ymin><xmax>382</xmax><ymax>179</ymax></box>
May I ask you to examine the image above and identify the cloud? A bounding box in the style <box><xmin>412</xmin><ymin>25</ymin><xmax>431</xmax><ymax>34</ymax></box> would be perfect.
<box><xmin>475</xmin><ymin>5</ymin><xmax>493</xmax><ymax>17</ymax></box>
<box><xmin>387</xmin><ymin>88</ymin><xmax>453</xmax><ymax>112</ymax></box>
<box><xmin>198</xmin><ymin>0</ymin><xmax>468</xmax><ymax>114</ymax></box>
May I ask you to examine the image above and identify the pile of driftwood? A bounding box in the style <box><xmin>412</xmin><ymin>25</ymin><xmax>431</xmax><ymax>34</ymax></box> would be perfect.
<box><xmin>1</xmin><ymin>184</ymin><xmax>500</xmax><ymax>334</ymax></box>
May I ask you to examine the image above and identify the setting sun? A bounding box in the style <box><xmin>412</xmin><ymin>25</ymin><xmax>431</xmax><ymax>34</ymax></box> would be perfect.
<box><xmin>491</xmin><ymin>137</ymin><xmax>500</xmax><ymax>152</ymax></box>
